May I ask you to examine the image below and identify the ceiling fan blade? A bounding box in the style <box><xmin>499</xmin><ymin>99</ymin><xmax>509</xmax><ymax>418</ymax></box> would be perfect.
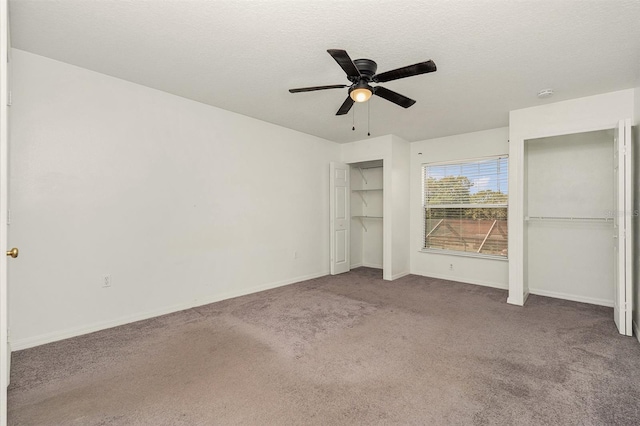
<box><xmin>327</xmin><ymin>49</ymin><xmax>361</xmax><ymax>78</ymax></box>
<box><xmin>374</xmin><ymin>86</ymin><xmax>416</xmax><ymax>108</ymax></box>
<box><xmin>336</xmin><ymin>96</ymin><xmax>355</xmax><ymax>115</ymax></box>
<box><xmin>289</xmin><ymin>84</ymin><xmax>348</xmax><ymax>93</ymax></box>
<box><xmin>373</xmin><ymin>60</ymin><xmax>436</xmax><ymax>83</ymax></box>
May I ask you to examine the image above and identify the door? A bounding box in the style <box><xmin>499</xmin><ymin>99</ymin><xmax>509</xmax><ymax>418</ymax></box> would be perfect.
<box><xmin>1</xmin><ymin>0</ymin><xmax>9</xmax><ymax>422</ymax></box>
<box><xmin>330</xmin><ymin>162</ymin><xmax>350</xmax><ymax>274</ymax></box>
<box><xmin>613</xmin><ymin>119</ymin><xmax>633</xmax><ymax>336</ymax></box>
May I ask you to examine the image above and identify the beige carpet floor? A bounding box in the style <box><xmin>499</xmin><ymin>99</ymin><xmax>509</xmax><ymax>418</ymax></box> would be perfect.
<box><xmin>8</xmin><ymin>268</ymin><xmax>640</xmax><ymax>425</ymax></box>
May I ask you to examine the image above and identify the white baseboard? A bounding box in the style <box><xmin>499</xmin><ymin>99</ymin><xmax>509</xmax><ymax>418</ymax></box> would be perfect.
<box><xmin>634</xmin><ymin>320</ymin><xmax>640</xmax><ymax>344</ymax></box>
<box><xmin>391</xmin><ymin>271</ymin><xmax>410</xmax><ymax>280</ymax></box>
<box><xmin>350</xmin><ymin>263</ymin><xmax>383</xmax><ymax>270</ymax></box>
<box><xmin>528</xmin><ymin>288</ymin><xmax>613</xmax><ymax>307</ymax></box>
<box><xmin>507</xmin><ymin>296</ymin><xmax>524</xmax><ymax>306</ymax></box>
<box><xmin>411</xmin><ymin>271</ymin><xmax>508</xmax><ymax>291</ymax></box>
<box><xmin>10</xmin><ymin>270</ymin><xmax>330</xmax><ymax>351</ymax></box>
<box><xmin>506</xmin><ymin>291</ymin><xmax>529</xmax><ymax>306</ymax></box>
<box><xmin>350</xmin><ymin>263</ymin><xmax>383</xmax><ymax>271</ymax></box>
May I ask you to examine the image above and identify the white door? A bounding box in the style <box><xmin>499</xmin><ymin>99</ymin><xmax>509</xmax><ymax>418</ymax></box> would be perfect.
<box><xmin>330</xmin><ymin>162</ymin><xmax>350</xmax><ymax>275</ymax></box>
<box><xmin>0</xmin><ymin>0</ymin><xmax>9</xmax><ymax>422</ymax></box>
<box><xmin>613</xmin><ymin>119</ymin><xmax>633</xmax><ymax>336</ymax></box>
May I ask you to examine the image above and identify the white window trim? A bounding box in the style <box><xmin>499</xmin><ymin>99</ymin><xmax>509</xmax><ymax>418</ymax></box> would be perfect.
<box><xmin>419</xmin><ymin>247</ymin><xmax>509</xmax><ymax>261</ymax></box>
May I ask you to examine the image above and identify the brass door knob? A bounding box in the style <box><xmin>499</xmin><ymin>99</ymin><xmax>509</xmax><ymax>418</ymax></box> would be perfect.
<box><xmin>6</xmin><ymin>248</ymin><xmax>18</xmax><ymax>258</ymax></box>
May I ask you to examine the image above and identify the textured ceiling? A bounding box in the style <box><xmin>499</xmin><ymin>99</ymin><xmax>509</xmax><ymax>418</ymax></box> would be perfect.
<box><xmin>9</xmin><ymin>0</ymin><xmax>640</xmax><ymax>143</ymax></box>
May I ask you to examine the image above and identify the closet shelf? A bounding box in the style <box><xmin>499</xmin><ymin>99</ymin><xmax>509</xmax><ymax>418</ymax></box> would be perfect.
<box><xmin>352</xmin><ymin>188</ymin><xmax>382</xmax><ymax>206</ymax></box>
<box><xmin>352</xmin><ymin>216</ymin><xmax>383</xmax><ymax>232</ymax></box>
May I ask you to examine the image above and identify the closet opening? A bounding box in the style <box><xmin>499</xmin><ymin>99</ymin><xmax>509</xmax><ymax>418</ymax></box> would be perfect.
<box><xmin>349</xmin><ymin>160</ymin><xmax>384</xmax><ymax>273</ymax></box>
<box><xmin>524</xmin><ymin>129</ymin><xmax>616</xmax><ymax>307</ymax></box>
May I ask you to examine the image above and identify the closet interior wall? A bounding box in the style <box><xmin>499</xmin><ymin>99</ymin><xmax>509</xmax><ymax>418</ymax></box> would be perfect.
<box><xmin>350</xmin><ymin>162</ymin><xmax>383</xmax><ymax>269</ymax></box>
<box><xmin>524</xmin><ymin>129</ymin><xmax>615</xmax><ymax>306</ymax></box>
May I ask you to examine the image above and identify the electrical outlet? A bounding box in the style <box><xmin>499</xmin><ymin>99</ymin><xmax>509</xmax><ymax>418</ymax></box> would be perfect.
<box><xmin>294</xmin><ymin>251</ymin><xmax>298</xmax><ymax>259</ymax></box>
<box><xmin>102</xmin><ymin>274</ymin><xmax>112</xmax><ymax>288</ymax></box>
<box><xmin>449</xmin><ymin>264</ymin><xmax>454</xmax><ymax>270</ymax></box>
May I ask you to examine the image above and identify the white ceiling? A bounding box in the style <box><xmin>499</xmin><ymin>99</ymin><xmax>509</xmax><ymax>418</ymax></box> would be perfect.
<box><xmin>9</xmin><ymin>0</ymin><xmax>640</xmax><ymax>143</ymax></box>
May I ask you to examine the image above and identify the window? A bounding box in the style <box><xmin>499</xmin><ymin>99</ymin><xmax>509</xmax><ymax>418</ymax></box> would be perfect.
<box><xmin>422</xmin><ymin>156</ymin><xmax>508</xmax><ymax>258</ymax></box>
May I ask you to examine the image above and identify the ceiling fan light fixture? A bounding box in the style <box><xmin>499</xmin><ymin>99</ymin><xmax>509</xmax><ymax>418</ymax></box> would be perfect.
<box><xmin>350</xmin><ymin>82</ymin><xmax>373</xmax><ymax>103</ymax></box>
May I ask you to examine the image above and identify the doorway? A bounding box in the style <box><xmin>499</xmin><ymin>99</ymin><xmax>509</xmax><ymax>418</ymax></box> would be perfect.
<box><xmin>330</xmin><ymin>160</ymin><xmax>385</xmax><ymax>277</ymax></box>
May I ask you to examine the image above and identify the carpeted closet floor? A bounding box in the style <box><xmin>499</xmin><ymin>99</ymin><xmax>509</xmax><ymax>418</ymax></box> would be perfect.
<box><xmin>8</xmin><ymin>268</ymin><xmax>640</xmax><ymax>425</ymax></box>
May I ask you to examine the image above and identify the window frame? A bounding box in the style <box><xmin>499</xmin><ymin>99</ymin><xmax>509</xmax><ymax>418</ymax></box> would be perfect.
<box><xmin>420</xmin><ymin>155</ymin><xmax>509</xmax><ymax>260</ymax></box>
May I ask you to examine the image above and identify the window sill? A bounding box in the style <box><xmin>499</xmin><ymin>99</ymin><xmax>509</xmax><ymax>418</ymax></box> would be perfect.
<box><xmin>419</xmin><ymin>248</ymin><xmax>508</xmax><ymax>261</ymax></box>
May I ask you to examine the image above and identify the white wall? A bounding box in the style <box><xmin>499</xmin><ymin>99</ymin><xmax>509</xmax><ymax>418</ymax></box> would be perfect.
<box><xmin>525</xmin><ymin>131</ymin><xmax>615</xmax><ymax>306</ymax></box>
<box><xmin>9</xmin><ymin>49</ymin><xmax>340</xmax><ymax>349</ymax></box>
<box><xmin>391</xmin><ymin>135</ymin><xmax>410</xmax><ymax>279</ymax></box>
<box><xmin>410</xmin><ymin>128</ymin><xmax>509</xmax><ymax>289</ymax></box>
<box><xmin>509</xmin><ymin>89</ymin><xmax>635</xmax><ymax>305</ymax></box>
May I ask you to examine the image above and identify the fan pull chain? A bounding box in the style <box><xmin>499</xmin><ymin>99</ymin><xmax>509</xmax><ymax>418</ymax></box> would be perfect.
<box><xmin>352</xmin><ymin>107</ymin><xmax>355</xmax><ymax>131</ymax></box>
<box><xmin>367</xmin><ymin>100</ymin><xmax>371</xmax><ymax>136</ymax></box>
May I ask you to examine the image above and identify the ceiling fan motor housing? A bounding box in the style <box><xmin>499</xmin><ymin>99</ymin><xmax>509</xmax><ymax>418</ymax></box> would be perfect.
<box><xmin>350</xmin><ymin>59</ymin><xmax>377</xmax><ymax>95</ymax></box>
<box><xmin>352</xmin><ymin>59</ymin><xmax>378</xmax><ymax>81</ymax></box>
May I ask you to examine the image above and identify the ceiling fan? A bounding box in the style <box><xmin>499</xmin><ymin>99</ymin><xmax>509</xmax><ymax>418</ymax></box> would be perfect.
<box><xmin>289</xmin><ymin>49</ymin><xmax>437</xmax><ymax>115</ymax></box>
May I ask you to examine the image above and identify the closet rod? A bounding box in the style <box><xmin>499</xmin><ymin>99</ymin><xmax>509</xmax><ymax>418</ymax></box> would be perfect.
<box><xmin>525</xmin><ymin>216</ymin><xmax>613</xmax><ymax>222</ymax></box>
